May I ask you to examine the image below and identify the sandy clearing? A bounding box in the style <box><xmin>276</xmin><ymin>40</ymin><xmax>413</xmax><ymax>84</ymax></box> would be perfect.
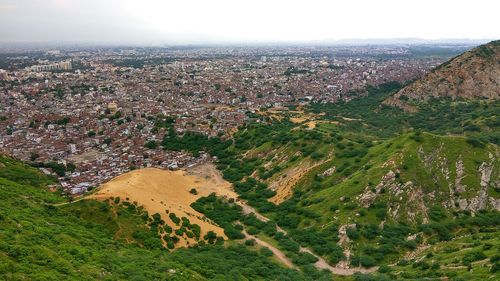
<box><xmin>290</xmin><ymin>117</ymin><xmax>308</xmax><ymax>123</ymax></box>
<box><xmin>68</xmin><ymin>149</ymin><xmax>100</xmax><ymax>164</ymax></box>
<box><xmin>268</xmin><ymin>162</ymin><xmax>312</xmax><ymax>204</ymax></box>
<box><xmin>268</xmin><ymin>158</ymin><xmax>327</xmax><ymax>204</ymax></box>
<box><xmin>89</xmin><ymin>163</ymin><xmax>237</xmax><ymax>248</ymax></box>
<box><xmin>305</xmin><ymin>121</ymin><xmax>316</xmax><ymax>129</ymax></box>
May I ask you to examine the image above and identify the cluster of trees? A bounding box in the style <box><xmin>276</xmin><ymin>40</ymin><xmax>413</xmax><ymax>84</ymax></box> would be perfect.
<box><xmin>162</xmin><ymin>131</ymin><xmax>232</xmax><ymax>157</ymax></box>
<box><xmin>30</xmin><ymin>161</ymin><xmax>75</xmax><ymax>177</ymax></box>
<box><xmin>310</xmin><ymin>82</ymin><xmax>500</xmax><ymax>145</ymax></box>
<box><xmin>191</xmin><ymin>193</ymin><xmax>245</xmax><ymax>239</ymax></box>
<box><xmin>1</xmin><ymin>157</ymin><xmax>328</xmax><ymax>280</ymax></box>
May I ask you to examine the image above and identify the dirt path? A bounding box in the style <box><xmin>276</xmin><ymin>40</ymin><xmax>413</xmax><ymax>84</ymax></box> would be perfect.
<box><xmin>239</xmin><ymin>200</ymin><xmax>379</xmax><ymax>275</ymax></box>
<box><xmin>243</xmin><ymin>231</ymin><xmax>295</xmax><ymax>269</ymax></box>
<box><xmin>299</xmin><ymin>246</ymin><xmax>378</xmax><ymax>275</ymax></box>
<box><xmin>50</xmin><ymin>197</ymin><xmax>86</xmax><ymax>206</ymax></box>
<box><xmin>52</xmin><ymin>164</ymin><xmax>377</xmax><ymax>275</ymax></box>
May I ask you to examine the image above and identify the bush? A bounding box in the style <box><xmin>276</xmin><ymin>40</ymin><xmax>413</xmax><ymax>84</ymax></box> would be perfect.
<box><xmin>466</xmin><ymin>137</ymin><xmax>485</xmax><ymax>148</ymax></box>
<box><xmin>169</xmin><ymin>213</ymin><xmax>181</xmax><ymax>225</ymax></box>
<box><xmin>292</xmin><ymin>252</ymin><xmax>318</xmax><ymax>265</ymax></box>
<box><xmin>260</xmin><ymin>247</ymin><xmax>273</xmax><ymax>257</ymax></box>
<box><xmin>378</xmin><ymin>265</ymin><xmax>392</xmax><ymax>273</ymax></box>
<box><xmin>223</xmin><ymin>224</ymin><xmax>244</xmax><ymax>240</ymax></box>
<box><xmin>245</xmin><ymin>239</ymin><xmax>255</xmax><ymax>246</ymax></box>
<box><xmin>347</xmin><ymin>227</ymin><xmax>360</xmax><ymax>240</ymax></box>
<box><xmin>463</xmin><ymin>251</ymin><xmax>487</xmax><ymax>264</ymax></box>
<box><xmin>351</xmin><ymin>255</ymin><xmax>376</xmax><ymax>268</ymax></box>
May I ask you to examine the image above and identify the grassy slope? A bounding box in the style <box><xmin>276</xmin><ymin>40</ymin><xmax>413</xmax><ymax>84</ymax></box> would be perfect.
<box><xmin>234</xmin><ymin>124</ymin><xmax>500</xmax><ymax>263</ymax></box>
<box><xmin>305</xmin><ymin>132</ymin><xmax>498</xmax><ymax>225</ymax></box>
<box><xmin>0</xmin><ymin>155</ymin><xmax>316</xmax><ymax>281</ymax></box>
<box><xmin>183</xmin><ymin>88</ymin><xmax>499</xmax><ymax>279</ymax></box>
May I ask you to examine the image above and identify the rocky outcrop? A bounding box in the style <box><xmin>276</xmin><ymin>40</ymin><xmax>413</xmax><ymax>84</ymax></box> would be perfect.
<box><xmin>384</xmin><ymin>40</ymin><xmax>500</xmax><ymax>111</ymax></box>
<box><xmin>454</xmin><ymin>159</ymin><xmax>466</xmax><ymax>193</ymax></box>
<box><xmin>462</xmin><ymin>152</ymin><xmax>499</xmax><ymax>212</ymax></box>
<box><xmin>357</xmin><ymin>168</ymin><xmax>429</xmax><ymax>222</ymax></box>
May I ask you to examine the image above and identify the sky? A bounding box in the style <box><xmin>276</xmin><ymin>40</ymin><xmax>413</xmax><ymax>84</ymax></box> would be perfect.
<box><xmin>0</xmin><ymin>0</ymin><xmax>499</xmax><ymax>44</ymax></box>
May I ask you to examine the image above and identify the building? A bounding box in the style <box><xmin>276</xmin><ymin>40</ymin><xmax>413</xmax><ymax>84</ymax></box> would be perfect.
<box><xmin>107</xmin><ymin>102</ymin><xmax>118</xmax><ymax>113</ymax></box>
<box><xmin>0</xmin><ymin>69</ymin><xmax>9</xmax><ymax>80</ymax></box>
<box><xmin>30</xmin><ymin>61</ymin><xmax>72</xmax><ymax>72</ymax></box>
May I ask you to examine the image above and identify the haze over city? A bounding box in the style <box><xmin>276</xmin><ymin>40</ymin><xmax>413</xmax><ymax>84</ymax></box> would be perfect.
<box><xmin>1</xmin><ymin>0</ymin><xmax>499</xmax><ymax>44</ymax></box>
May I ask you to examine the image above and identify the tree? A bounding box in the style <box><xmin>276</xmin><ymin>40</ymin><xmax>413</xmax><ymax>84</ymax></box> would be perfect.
<box><xmin>144</xmin><ymin>140</ymin><xmax>157</xmax><ymax>149</ymax></box>
<box><xmin>204</xmin><ymin>231</ymin><xmax>217</xmax><ymax>244</ymax></box>
<box><xmin>103</xmin><ymin>138</ymin><xmax>113</xmax><ymax>145</ymax></box>
<box><xmin>260</xmin><ymin>247</ymin><xmax>273</xmax><ymax>257</ymax></box>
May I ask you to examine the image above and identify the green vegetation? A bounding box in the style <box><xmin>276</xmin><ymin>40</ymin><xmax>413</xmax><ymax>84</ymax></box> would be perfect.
<box><xmin>0</xmin><ymin>156</ymin><xmax>323</xmax><ymax>280</ymax></box>
<box><xmin>157</xmin><ymin>77</ymin><xmax>499</xmax><ymax>280</ymax></box>
<box><xmin>2</xmin><ymin>43</ymin><xmax>499</xmax><ymax>279</ymax></box>
<box><xmin>310</xmin><ymin>82</ymin><xmax>500</xmax><ymax>144</ymax></box>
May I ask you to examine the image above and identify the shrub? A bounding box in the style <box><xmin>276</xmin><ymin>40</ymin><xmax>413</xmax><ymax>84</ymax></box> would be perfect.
<box><xmin>347</xmin><ymin>227</ymin><xmax>360</xmax><ymax>240</ymax></box>
<box><xmin>260</xmin><ymin>247</ymin><xmax>273</xmax><ymax>257</ymax></box>
<box><xmin>245</xmin><ymin>239</ymin><xmax>255</xmax><ymax>246</ymax></box>
<box><xmin>169</xmin><ymin>213</ymin><xmax>181</xmax><ymax>225</ymax></box>
<box><xmin>466</xmin><ymin>137</ymin><xmax>485</xmax><ymax>148</ymax></box>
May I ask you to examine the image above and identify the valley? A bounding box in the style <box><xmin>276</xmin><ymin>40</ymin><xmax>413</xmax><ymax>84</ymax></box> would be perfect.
<box><xmin>0</xmin><ymin>40</ymin><xmax>499</xmax><ymax>281</ymax></box>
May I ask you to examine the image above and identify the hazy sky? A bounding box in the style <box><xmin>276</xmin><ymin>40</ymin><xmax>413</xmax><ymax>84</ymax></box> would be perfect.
<box><xmin>0</xmin><ymin>0</ymin><xmax>499</xmax><ymax>44</ymax></box>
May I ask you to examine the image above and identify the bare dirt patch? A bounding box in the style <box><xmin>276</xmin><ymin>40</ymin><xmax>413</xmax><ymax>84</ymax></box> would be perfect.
<box><xmin>268</xmin><ymin>159</ymin><xmax>325</xmax><ymax>204</ymax></box>
<box><xmin>89</xmin><ymin>163</ymin><xmax>237</xmax><ymax>248</ymax></box>
<box><xmin>290</xmin><ymin>117</ymin><xmax>308</xmax><ymax>124</ymax></box>
<box><xmin>68</xmin><ymin>149</ymin><xmax>100</xmax><ymax>164</ymax></box>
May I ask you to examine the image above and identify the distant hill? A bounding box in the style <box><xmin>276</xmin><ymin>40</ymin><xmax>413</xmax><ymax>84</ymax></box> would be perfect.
<box><xmin>385</xmin><ymin>40</ymin><xmax>500</xmax><ymax>111</ymax></box>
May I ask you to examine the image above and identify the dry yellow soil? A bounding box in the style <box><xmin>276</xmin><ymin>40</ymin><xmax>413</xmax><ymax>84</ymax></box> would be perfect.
<box><xmin>268</xmin><ymin>159</ymin><xmax>318</xmax><ymax>204</ymax></box>
<box><xmin>268</xmin><ymin>151</ymin><xmax>333</xmax><ymax>205</ymax></box>
<box><xmin>89</xmin><ymin>163</ymin><xmax>238</xmax><ymax>248</ymax></box>
<box><xmin>289</xmin><ymin>117</ymin><xmax>308</xmax><ymax>123</ymax></box>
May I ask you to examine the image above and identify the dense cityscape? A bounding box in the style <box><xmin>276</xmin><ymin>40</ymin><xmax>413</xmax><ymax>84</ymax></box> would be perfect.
<box><xmin>1</xmin><ymin>0</ymin><xmax>500</xmax><ymax>279</ymax></box>
<box><xmin>0</xmin><ymin>45</ymin><xmax>468</xmax><ymax>193</ymax></box>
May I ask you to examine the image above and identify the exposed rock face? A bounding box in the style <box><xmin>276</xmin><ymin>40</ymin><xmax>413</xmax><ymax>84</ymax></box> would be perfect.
<box><xmin>454</xmin><ymin>159</ymin><xmax>466</xmax><ymax>193</ymax></box>
<box><xmin>337</xmin><ymin>224</ymin><xmax>356</xmax><ymax>246</ymax></box>
<box><xmin>321</xmin><ymin>166</ymin><xmax>336</xmax><ymax>178</ymax></box>
<box><xmin>359</xmin><ymin>143</ymin><xmax>499</xmax><ymax>222</ymax></box>
<box><xmin>357</xmin><ymin>168</ymin><xmax>428</xmax><ymax>222</ymax></box>
<box><xmin>463</xmin><ymin>152</ymin><xmax>499</xmax><ymax>212</ymax></box>
<box><xmin>385</xmin><ymin>40</ymin><xmax>500</xmax><ymax>111</ymax></box>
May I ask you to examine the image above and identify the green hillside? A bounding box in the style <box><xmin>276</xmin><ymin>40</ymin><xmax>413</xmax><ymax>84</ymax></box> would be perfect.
<box><xmin>2</xmin><ymin>41</ymin><xmax>500</xmax><ymax>280</ymax></box>
<box><xmin>155</xmin><ymin>73</ymin><xmax>500</xmax><ymax>280</ymax></box>
<box><xmin>0</xmin><ymin>155</ymin><xmax>320</xmax><ymax>281</ymax></box>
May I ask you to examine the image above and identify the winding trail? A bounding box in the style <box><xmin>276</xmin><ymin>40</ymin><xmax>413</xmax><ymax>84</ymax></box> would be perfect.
<box><xmin>50</xmin><ymin>197</ymin><xmax>86</xmax><ymax>206</ymax></box>
<box><xmin>243</xmin><ymin>231</ymin><xmax>295</xmax><ymax>268</ymax></box>
<box><xmin>237</xmin><ymin>198</ymin><xmax>378</xmax><ymax>275</ymax></box>
<box><xmin>50</xmin><ymin>164</ymin><xmax>377</xmax><ymax>275</ymax></box>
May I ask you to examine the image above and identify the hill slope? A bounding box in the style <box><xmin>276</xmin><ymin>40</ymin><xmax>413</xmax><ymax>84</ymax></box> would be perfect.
<box><xmin>89</xmin><ymin>165</ymin><xmax>237</xmax><ymax>248</ymax></box>
<box><xmin>161</xmin><ymin>103</ymin><xmax>499</xmax><ymax>279</ymax></box>
<box><xmin>385</xmin><ymin>40</ymin><xmax>500</xmax><ymax>111</ymax></box>
<box><xmin>0</xmin><ymin>155</ymin><xmax>319</xmax><ymax>280</ymax></box>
